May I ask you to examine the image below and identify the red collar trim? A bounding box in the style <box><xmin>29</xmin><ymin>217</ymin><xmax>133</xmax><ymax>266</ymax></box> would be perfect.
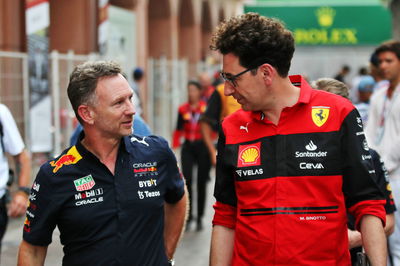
<box><xmin>289</xmin><ymin>75</ymin><xmax>311</xmax><ymax>104</ymax></box>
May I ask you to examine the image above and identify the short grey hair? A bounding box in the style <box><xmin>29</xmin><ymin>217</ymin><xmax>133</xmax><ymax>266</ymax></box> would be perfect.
<box><xmin>67</xmin><ymin>61</ymin><xmax>122</xmax><ymax>123</ymax></box>
<box><xmin>311</xmin><ymin>78</ymin><xmax>349</xmax><ymax>100</ymax></box>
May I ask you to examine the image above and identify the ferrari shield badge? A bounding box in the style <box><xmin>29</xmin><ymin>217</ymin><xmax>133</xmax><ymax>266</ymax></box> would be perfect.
<box><xmin>312</xmin><ymin>106</ymin><xmax>330</xmax><ymax>127</ymax></box>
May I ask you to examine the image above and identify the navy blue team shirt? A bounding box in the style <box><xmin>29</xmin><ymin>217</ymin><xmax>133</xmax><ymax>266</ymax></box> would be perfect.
<box><xmin>23</xmin><ymin>134</ymin><xmax>185</xmax><ymax>266</ymax></box>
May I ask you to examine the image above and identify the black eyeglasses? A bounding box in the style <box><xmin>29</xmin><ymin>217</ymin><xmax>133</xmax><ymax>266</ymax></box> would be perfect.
<box><xmin>220</xmin><ymin>68</ymin><xmax>254</xmax><ymax>88</ymax></box>
<box><xmin>220</xmin><ymin>61</ymin><xmax>268</xmax><ymax>88</ymax></box>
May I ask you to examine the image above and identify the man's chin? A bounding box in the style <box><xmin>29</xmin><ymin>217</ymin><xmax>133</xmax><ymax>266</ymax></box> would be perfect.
<box><xmin>241</xmin><ymin>104</ymin><xmax>250</xmax><ymax>111</ymax></box>
<box><xmin>120</xmin><ymin>128</ymin><xmax>133</xmax><ymax>136</ymax></box>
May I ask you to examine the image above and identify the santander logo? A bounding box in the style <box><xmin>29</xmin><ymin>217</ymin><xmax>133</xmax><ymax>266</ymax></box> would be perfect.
<box><xmin>305</xmin><ymin>140</ymin><xmax>317</xmax><ymax>151</ymax></box>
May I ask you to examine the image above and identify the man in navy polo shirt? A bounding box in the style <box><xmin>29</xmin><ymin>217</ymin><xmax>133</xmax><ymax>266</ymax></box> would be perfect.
<box><xmin>18</xmin><ymin>61</ymin><xmax>187</xmax><ymax>266</ymax></box>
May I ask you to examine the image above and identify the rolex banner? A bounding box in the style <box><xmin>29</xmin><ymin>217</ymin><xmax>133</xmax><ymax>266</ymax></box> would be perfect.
<box><xmin>26</xmin><ymin>0</ymin><xmax>52</xmax><ymax>152</ymax></box>
<box><xmin>245</xmin><ymin>4</ymin><xmax>392</xmax><ymax>46</ymax></box>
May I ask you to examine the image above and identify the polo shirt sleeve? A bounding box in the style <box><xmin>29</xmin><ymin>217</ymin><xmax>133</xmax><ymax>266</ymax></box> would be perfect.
<box><xmin>370</xmin><ymin>149</ymin><xmax>396</xmax><ymax>214</ymax></box>
<box><xmin>213</xmin><ymin>127</ymin><xmax>237</xmax><ymax>229</ymax></box>
<box><xmin>0</xmin><ymin>104</ymin><xmax>24</xmax><ymax>155</ymax></box>
<box><xmin>163</xmin><ymin>140</ymin><xmax>185</xmax><ymax>204</ymax></box>
<box><xmin>23</xmin><ymin>166</ymin><xmax>58</xmax><ymax>246</ymax></box>
<box><xmin>341</xmin><ymin>108</ymin><xmax>386</xmax><ymax>230</ymax></box>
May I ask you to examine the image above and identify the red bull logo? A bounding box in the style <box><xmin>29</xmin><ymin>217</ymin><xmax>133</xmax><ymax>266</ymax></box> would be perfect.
<box><xmin>50</xmin><ymin>146</ymin><xmax>82</xmax><ymax>173</ymax></box>
<box><xmin>133</xmin><ymin>167</ymin><xmax>157</xmax><ymax>173</ymax></box>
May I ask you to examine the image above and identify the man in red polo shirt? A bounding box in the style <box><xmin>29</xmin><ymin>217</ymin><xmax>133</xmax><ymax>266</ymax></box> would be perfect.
<box><xmin>209</xmin><ymin>13</ymin><xmax>387</xmax><ymax>266</ymax></box>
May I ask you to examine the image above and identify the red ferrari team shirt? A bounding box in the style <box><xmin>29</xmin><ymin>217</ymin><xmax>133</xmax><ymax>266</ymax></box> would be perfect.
<box><xmin>213</xmin><ymin>75</ymin><xmax>386</xmax><ymax>265</ymax></box>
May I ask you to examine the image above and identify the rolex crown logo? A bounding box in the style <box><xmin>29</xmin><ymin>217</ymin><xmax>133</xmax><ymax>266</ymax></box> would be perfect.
<box><xmin>315</xmin><ymin>7</ymin><xmax>336</xmax><ymax>27</ymax></box>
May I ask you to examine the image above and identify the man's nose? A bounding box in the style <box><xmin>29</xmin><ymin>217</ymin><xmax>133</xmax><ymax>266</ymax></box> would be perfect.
<box><xmin>224</xmin><ymin>81</ymin><xmax>235</xmax><ymax>96</ymax></box>
<box><xmin>127</xmin><ymin>100</ymin><xmax>136</xmax><ymax>115</ymax></box>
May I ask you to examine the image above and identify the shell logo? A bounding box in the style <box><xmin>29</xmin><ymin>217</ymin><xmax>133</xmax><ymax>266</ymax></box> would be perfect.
<box><xmin>237</xmin><ymin>142</ymin><xmax>261</xmax><ymax>167</ymax></box>
<box><xmin>241</xmin><ymin>147</ymin><xmax>259</xmax><ymax>163</ymax></box>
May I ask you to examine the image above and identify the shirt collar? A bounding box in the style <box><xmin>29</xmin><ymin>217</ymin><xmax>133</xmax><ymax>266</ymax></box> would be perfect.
<box><xmin>75</xmin><ymin>133</ymin><xmax>129</xmax><ymax>160</ymax></box>
<box><xmin>250</xmin><ymin>75</ymin><xmax>312</xmax><ymax>121</ymax></box>
<box><xmin>289</xmin><ymin>75</ymin><xmax>312</xmax><ymax>104</ymax></box>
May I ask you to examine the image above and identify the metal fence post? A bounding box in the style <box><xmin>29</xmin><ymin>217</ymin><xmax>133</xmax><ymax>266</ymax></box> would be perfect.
<box><xmin>50</xmin><ymin>50</ymin><xmax>61</xmax><ymax>156</ymax></box>
<box><xmin>171</xmin><ymin>59</ymin><xmax>179</xmax><ymax>141</ymax></box>
<box><xmin>22</xmin><ymin>54</ymin><xmax>30</xmax><ymax>149</ymax></box>
<box><xmin>147</xmin><ymin>58</ymin><xmax>154</xmax><ymax>131</ymax></box>
<box><xmin>159</xmin><ymin>56</ymin><xmax>169</xmax><ymax>139</ymax></box>
<box><xmin>181</xmin><ymin>59</ymin><xmax>188</xmax><ymax>104</ymax></box>
<box><xmin>65</xmin><ymin>50</ymin><xmax>75</xmax><ymax>142</ymax></box>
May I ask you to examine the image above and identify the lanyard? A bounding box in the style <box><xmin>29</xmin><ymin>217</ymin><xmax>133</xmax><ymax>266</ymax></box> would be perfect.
<box><xmin>376</xmin><ymin>84</ymin><xmax>400</xmax><ymax>145</ymax></box>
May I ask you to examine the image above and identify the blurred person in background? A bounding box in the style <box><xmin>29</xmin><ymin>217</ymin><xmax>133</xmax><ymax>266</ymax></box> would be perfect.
<box><xmin>365</xmin><ymin>40</ymin><xmax>400</xmax><ymax>266</ymax></box>
<box><xmin>131</xmin><ymin>67</ymin><xmax>144</xmax><ymax>116</ymax></box>
<box><xmin>172</xmin><ymin>81</ymin><xmax>210</xmax><ymax>231</ymax></box>
<box><xmin>0</xmin><ymin>103</ymin><xmax>31</xmax><ymax>252</ymax></box>
<box><xmin>354</xmin><ymin>75</ymin><xmax>376</xmax><ymax>126</ymax></box>
<box><xmin>313</xmin><ymin>77</ymin><xmax>396</xmax><ymax>265</ymax></box>
<box><xmin>370</xmin><ymin>52</ymin><xmax>390</xmax><ymax>92</ymax></box>
<box><xmin>334</xmin><ymin>64</ymin><xmax>351</xmax><ymax>83</ymax></box>
<box><xmin>199</xmin><ymin>82</ymin><xmax>241</xmax><ymax>166</ymax></box>
<box><xmin>198</xmin><ymin>72</ymin><xmax>215</xmax><ymax>102</ymax></box>
<box><xmin>350</xmin><ymin>67</ymin><xmax>368</xmax><ymax>103</ymax></box>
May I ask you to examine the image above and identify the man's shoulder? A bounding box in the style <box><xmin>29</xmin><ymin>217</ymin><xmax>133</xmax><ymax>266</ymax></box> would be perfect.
<box><xmin>310</xmin><ymin>89</ymin><xmax>354</xmax><ymax>112</ymax></box>
<box><xmin>46</xmin><ymin>145</ymin><xmax>84</xmax><ymax>175</ymax></box>
<box><xmin>126</xmin><ymin>135</ymin><xmax>170</xmax><ymax>153</ymax></box>
<box><xmin>223</xmin><ymin>109</ymin><xmax>250</xmax><ymax>122</ymax></box>
<box><xmin>178</xmin><ymin>103</ymin><xmax>191</xmax><ymax>114</ymax></box>
<box><xmin>0</xmin><ymin>103</ymin><xmax>12</xmax><ymax>119</ymax></box>
<box><xmin>370</xmin><ymin>86</ymin><xmax>388</xmax><ymax>101</ymax></box>
<box><xmin>221</xmin><ymin>109</ymin><xmax>253</xmax><ymax>132</ymax></box>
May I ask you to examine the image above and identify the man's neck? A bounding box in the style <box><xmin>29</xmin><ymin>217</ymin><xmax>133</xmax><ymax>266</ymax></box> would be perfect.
<box><xmin>81</xmin><ymin>129</ymin><xmax>121</xmax><ymax>174</ymax></box>
<box><xmin>262</xmin><ymin>77</ymin><xmax>301</xmax><ymax>125</ymax></box>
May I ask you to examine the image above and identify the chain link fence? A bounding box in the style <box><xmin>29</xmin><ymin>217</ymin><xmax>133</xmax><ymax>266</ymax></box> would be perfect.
<box><xmin>0</xmin><ymin>51</ymin><xmax>216</xmax><ymax>180</ymax></box>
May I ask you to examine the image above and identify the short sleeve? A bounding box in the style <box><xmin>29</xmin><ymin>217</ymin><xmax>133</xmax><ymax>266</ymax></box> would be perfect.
<box><xmin>370</xmin><ymin>149</ymin><xmax>396</xmax><ymax>214</ymax></box>
<box><xmin>23</xmin><ymin>167</ymin><xmax>58</xmax><ymax>246</ymax></box>
<box><xmin>0</xmin><ymin>104</ymin><xmax>24</xmax><ymax>155</ymax></box>
<box><xmin>214</xmin><ymin>127</ymin><xmax>237</xmax><ymax>206</ymax></box>
<box><xmin>164</xmin><ymin>143</ymin><xmax>185</xmax><ymax>203</ymax></box>
<box><xmin>341</xmin><ymin>109</ymin><xmax>386</xmax><ymax>229</ymax></box>
<box><xmin>212</xmin><ymin>127</ymin><xmax>237</xmax><ymax>228</ymax></box>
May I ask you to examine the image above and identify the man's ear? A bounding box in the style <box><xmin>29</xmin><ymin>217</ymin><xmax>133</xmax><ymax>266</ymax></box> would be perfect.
<box><xmin>260</xmin><ymin>64</ymin><xmax>275</xmax><ymax>86</ymax></box>
<box><xmin>77</xmin><ymin>105</ymin><xmax>95</xmax><ymax>125</ymax></box>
